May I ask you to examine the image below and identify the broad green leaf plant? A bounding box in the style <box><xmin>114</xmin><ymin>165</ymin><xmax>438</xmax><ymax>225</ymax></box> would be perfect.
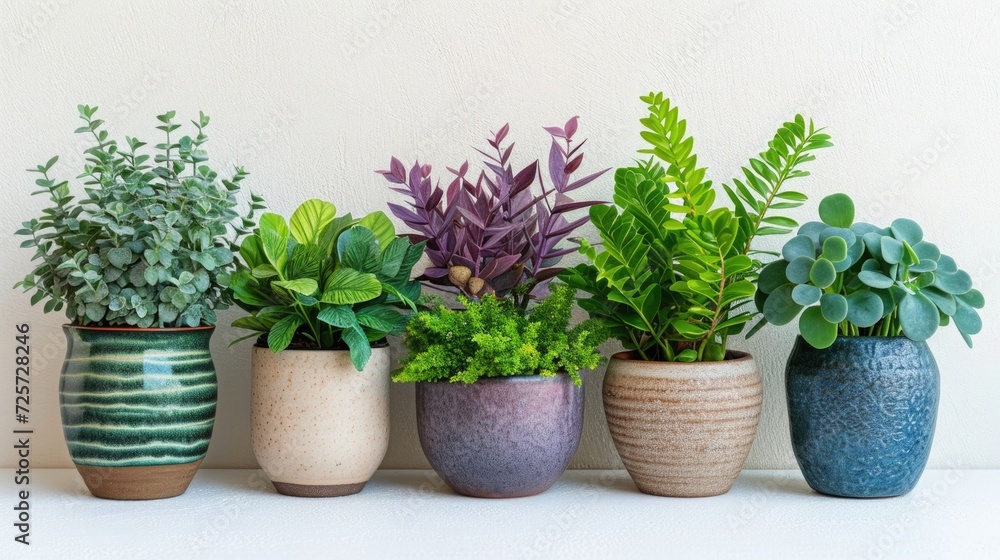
<box><xmin>227</xmin><ymin>199</ymin><xmax>425</xmax><ymax>370</ymax></box>
<box><xmin>754</xmin><ymin>193</ymin><xmax>985</xmax><ymax>349</ymax></box>
<box><xmin>561</xmin><ymin>92</ymin><xmax>831</xmax><ymax>362</ymax></box>
<box><xmin>14</xmin><ymin>105</ymin><xmax>261</xmax><ymax>327</ymax></box>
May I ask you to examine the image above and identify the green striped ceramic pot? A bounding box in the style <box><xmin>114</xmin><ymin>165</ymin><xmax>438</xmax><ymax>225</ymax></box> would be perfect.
<box><xmin>60</xmin><ymin>325</ymin><xmax>217</xmax><ymax>500</ymax></box>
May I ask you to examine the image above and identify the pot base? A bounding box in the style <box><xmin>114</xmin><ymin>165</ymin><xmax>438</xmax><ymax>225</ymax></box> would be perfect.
<box><xmin>75</xmin><ymin>460</ymin><xmax>202</xmax><ymax>500</ymax></box>
<box><xmin>271</xmin><ymin>480</ymin><xmax>366</xmax><ymax>497</ymax></box>
<box><xmin>633</xmin><ymin>478</ymin><xmax>735</xmax><ymax>498</ymax></box>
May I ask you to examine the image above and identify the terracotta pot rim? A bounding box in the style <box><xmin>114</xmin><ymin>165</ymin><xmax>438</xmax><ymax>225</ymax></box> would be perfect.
<box><xmin>415</xmin><ymin>373</ymin><xmax>572</xmax><ymax>385</ymax></box>
<box><xmin>251</xmin><ymin>340</ymin><xmax>390</xmax><ymax>352</ymax></box>
<box><xmin>63</xmin><ymin>324</ymin><xmax>215</xmax><ymax>333</ymax></box>
<box><xmin>609</xmin><ymin>350</ymin><xmax>753</xmax><ymax>364</ymax></box>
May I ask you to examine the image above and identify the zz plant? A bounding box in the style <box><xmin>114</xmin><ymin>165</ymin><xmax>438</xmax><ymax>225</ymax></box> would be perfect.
<box><xmin>227</xmin><ymin>199</ymin><xmax>425</xmax><ymax>370</ymax></box>
<box><xmin>561</xmin><ymin>92</ymin><xmax>832</xmax><ymax>362</ymax></box>
<box><xmin>15</xmin><ymin>105</ymin><xmax>261</xmax><ymax>327</ymax></box>
<box><xmin>754</xmin><ymin>193</ymin><xmax>985</xmax><ymax>348</ymax></box>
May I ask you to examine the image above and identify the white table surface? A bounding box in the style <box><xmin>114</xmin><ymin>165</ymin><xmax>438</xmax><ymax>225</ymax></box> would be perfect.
<box><xmin>2</xmin><ymin>468</ymin><xmax>996</xmax><ymax>559</ymax></box>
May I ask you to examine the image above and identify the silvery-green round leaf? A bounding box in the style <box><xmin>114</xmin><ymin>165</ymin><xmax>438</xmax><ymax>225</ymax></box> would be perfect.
<box><xmin>898</xmin><ymin>291</ymin><xmax>939</xmax><ymax>341</ymax></box>
<box><xmin>810</xmin><ymin>258</ymin><xmax>837</xmax><ymax>289</ymax></box>
<box><xmin>912</xmin><ymin>271</ymin><xmax>935</xmax><ymax>290</ymax></box>
<box><xmin>958</xmin><ymin>288</ymin><xmax>985</xmax><ymax>309</ymax></box>
<box><xmin>923</xmin><ymin>286</ymin><xmax>957</xmax><ymax>316</ymax></box>
<box><xmin>953</xmin><ymin>299</ymin><xmax>982</xmax><ymax>335</ymax></box>
<box><xmin>875</xmin><ymin>288</ymin><xmax>895</xmax><ymax>318</ymax></box>
<box><xmin>858</xmin><ymin>270</ymin><xmax>894</xmax><ymax>289</ymax></box>
<box><xmin>880</xmin><ymin>236</ymin><xmax>904</xmax><ymax>264</ymax></box>
<box><xmin>792</xmin><ymin>284</ymin><xmax>822</xmax><ymax>306</ymax></box>
<box><xmin>758</xmin><ymin>260</ymin><xmax>790</xmax><ymax>294</ymax></box>
<box><xmin>782</xmin><ymin>235</ymin><xmax>817</xmax><ymax>262</ymax></box>
<box><xmin>850</xmin><ymin>222</ymin><xmax>881</xmax><ymax>237</ymax></box>
<box><xmin>913</xmin><ymin>241</ymin><xmax>941</xmax><ymax>262</ymax></box>
<box><xmin>909</xmin><ymin>259</ymin><xmax>937</xmax><ymax>273</ymax></box>
<box><xmin>846</xmin><ymin>290</ymin><xmax>884</xmax><ymax>327</ymax></box>
<box><xmin>820</xmin><ymin>227</ymin><xmax>857</xmax><ymax>248</ymax></box>
<box><xmin>833</xmin><ymin>255</ymin><xmax>854</xmax><ymax>273</ymax></box>
<box><xmin>933</xmin><ymin>269</ymin><xmax>973</xmax><ymax>295</ymax></box>
<box><xmin>846</xmin><ymin>237</ymin><xmax>866</xmax><ymax>265</ymax></box>
<box><xmin>799</xmin><ymin>306</ymin><xmax>838</xmax><ymax>349</ymax></box>
<box><xmin>797</xmin><ymin>221</ymin><xmax>827</xmax><ymax>244</ymax></box>
<box><xmin>937</xmin><ymin>254</ymin><xmax>958</xmax><ymax>274</ymax></box>
<box><xmin>863</xmin><ymin>232</ymin><xmax>884</xmax><ymax>260</ymax></box>
<box><xmin>762</xmin><ymin>284</ymin><xmax>803</xmax><ymax>326</ymax></box>
<box><xmin>822</xmin><ymin>236</ymin><xmax>849</xmax><ymax>262</ymax></box>
<box><xmin>818</xmin><ymin>193</ymin><xmax>855</xmax><ymax>228</ymax></box>
<box><xmin>786</xmin><ymin>256</ymin><xmax>815</xmax><ymax>284</ymax></box>
<box><xmin>891</xmin><ymin>218</ymin><xmax>923</xmax><ymax>245</ymax></box>
<box><xmin>820</xmin><ymin>293</ymin><xmax>849</xmax><ymax>323</ymax></box>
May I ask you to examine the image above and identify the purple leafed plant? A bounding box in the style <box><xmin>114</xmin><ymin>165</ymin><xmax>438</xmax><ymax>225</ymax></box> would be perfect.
<box><xmin>378</xmin><ymin>117</ymin><xmax>607</xmax><ymax>307</ymax></box>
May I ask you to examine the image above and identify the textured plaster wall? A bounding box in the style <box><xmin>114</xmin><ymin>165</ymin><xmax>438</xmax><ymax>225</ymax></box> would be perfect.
<box><xmin>1</xmin><ymin>0</ymin><xmax>998</xmax><ymax>470</ymax></box>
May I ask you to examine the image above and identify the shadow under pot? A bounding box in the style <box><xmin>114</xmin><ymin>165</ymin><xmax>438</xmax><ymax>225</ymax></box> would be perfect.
<box><xmin>60</xmin><ymin>325</ymin><xmax>218</xmax><ymax>500</ymax></box>
<box><xmin>415</xmin><ymin>375</ymin><xmax>584</xmax><ymax>498</ymax></box>
<box><xmin>603</xmin><ymin>351</ymin><xmax>762</xmax><ymax>497</ymax></box>
<box><xmin>250</xmin><ymin>343</ymin><xmax>390</xmax><ymax>497</ymax></box>
<box><xmin>786</xmin><ymin>336</ymin><xmax>939</xmax><ymax>498</ymax></box>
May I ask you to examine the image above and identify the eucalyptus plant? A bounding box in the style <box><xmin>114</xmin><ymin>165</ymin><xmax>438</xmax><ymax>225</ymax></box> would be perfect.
<box><xmin>561</xmin><ymin>92</ymin><xmax>831</xmax><ymax>362</ymax></box>
<box><xmin>14</xmin><ymin>105</ymin><xmax>261</xmax><ymax>327</ymax></box>
<box><xmin>754</xmin><ymin>193</ymin><xmax>985</xmax><ymax>348</ymax></box>
<box><xmin>227</xmin><ymin>199</ymin><xmax>425</xmax><ymax>370</ymax></box>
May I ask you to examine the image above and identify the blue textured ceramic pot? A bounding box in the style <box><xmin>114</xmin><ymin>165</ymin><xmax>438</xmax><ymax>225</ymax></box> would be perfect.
<box><xmin>415</xmin><ymin>375</ymin><xmax>584</xmax><ymax>498</ymax></box>
<box><xmin>60</xmin><ymin>325</ymin><xmax>217</xmax><ymax>500</ymax></box>
<box><xmin>786</xmin><ymin>336</ymin><xmax>939</xmax><ymax>498</ymax></box>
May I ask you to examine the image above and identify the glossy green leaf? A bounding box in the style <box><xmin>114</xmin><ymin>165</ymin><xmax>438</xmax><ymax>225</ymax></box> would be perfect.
<box><xmin>786</xmin><ymin>256</ymin><xmax>815</xmax><ymax>284</ymax></box>
<box><xmin>272</xmin><ymin>278</ymin><xmax>318</xmax><ymax>295</ymax></box>
<box><xmin>792</xmin><ymin>284</ymin><xmax>822</xmax><ymax>306</ymax></box>
<box><xmin>821</xmin><ymin>236</ymin><xmax>848</xmax><ymax>262</ymax></box>
<box><xmin>762</xmin><ymin>284</ymin><xmax>802</xmax><ymax>326</ymax></box>
<box><xmin>809</xmin><ymin>258</ymin><xmax>836</xmax><ymax>288</ymax></box>
<box><xmin>267</xmin><ymin>315</ymin><xmax>304</xmax><ymax>352</ymax></box>
<box><xmin>818</xmin><ymin>193</ymin><xmax>854</xmax><ymax>228</ymax></box>
<box><xmin>358</xmin><ymin>211</ymin><xmax>397</xmax><ymax>251</ymax></box>
<box><xmin>758</xmin><ymin>260</ymin><xmax>790</xmax><ymax>293</ymax></box>
<box><xmin>338</xmin><ymin>226</ymin><xmax>381</xmax><ymax>274</ymax></box>
<box><xmin>952</xmin><ymin>299</ymin><xmax>982</xmax><ymax>335</ymax></box>
<box><xmin>890</xmin><ymin>218</ymin><xmax>923</xmax><ymax>245</ymax></box>
<box><xmin>845</xmin><ymin>290</ymin><xmax>883</xmax><ymax>327</ymax></box>
<box><xmin>933</xmin><ymin>270</ymin><xmax>973</xmax><ymax>295</ymax></box>
<box><xmin>320</xmin><ymin>267</ymin><xmax>382</xmax><ymax>304</ymax></box>
<box><xmin>782</xmin><ymin>235</ymin><xmax>816</xmax><ymax>262</ymax></box>
<box><xmin>820</xmin><ymin>293</ymin><xmax>848</xmax><ymax>323</ymax></box>
<box><xmin>289</xmin><ymin>199</ymin><xmax>337</xmax><ymax>244</ymax></box>
<box><xmin>898</xmin><ymin>292</ymin><xmax>939</xmax><ymax>341</ymax></box>
<box><xmin>858</xmin><ymin>270</ymin><xmax>894</xmax><ymax>289</ymax></box>
<box><xmin>799</xmin><ymin>306</ymin><xmax>837</xmax><ymax>349</ymax></box>
<box><xmin>957</xmin><ymin>288</ymin><xmax>985</xmax><ymax>309</ymax></box>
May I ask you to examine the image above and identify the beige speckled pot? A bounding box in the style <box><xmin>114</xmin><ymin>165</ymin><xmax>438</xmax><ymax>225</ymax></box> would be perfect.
<box><xmin>250</xmin><ymin>344</ymin><xmax>390</xmax><ymax>497</ymax></box>
<box><xmin>603</xmin><ymin>351</ymin><xmax>762</xmax><ymax>497</ymax></box>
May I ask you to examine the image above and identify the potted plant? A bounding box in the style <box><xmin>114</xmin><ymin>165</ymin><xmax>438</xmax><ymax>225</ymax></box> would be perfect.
<box><xmin>560</xmin><ymin>92</ymin><xmax>832</xmax><ymax>497</ymax></box>
<box><xmin>379</xmin><ymin>118</ymin><xmax>608</xmax><ymax>497</ymax></box>
<box><xmin>227</xmin><ymin>200</ymin><xmax>424</xmax><ymax>497</ymax></box>
<box><xmin>754</xmin><ymin>193</ymin><xmax>984</xmax><ymax>497</ymax></box>
<box><xmin>14</xmin><ymin>106</ymin><xmax>260</xmax><ymax>500</ymax></box>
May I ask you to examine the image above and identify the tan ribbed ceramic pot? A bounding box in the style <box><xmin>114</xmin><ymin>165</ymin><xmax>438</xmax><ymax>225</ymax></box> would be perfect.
<box><xmin>603</xmin><ymin>351</ymin><xmax>762</xmax><ymax>497</ymax></box>
<box><xmin>250</xmin><ymin>345</ymin><xmax>390</xmax><ymax>497</ymax></box>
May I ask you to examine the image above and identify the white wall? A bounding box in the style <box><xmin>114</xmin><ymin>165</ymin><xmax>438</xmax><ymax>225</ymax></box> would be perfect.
<box><xmin>2</xmin><ymin>0</ymin><xmax>998</xmax><ymax>470</ymax></box>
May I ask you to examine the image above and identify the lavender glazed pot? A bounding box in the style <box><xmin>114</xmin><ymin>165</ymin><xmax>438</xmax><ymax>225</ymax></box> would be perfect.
<box><xmin>415</xmin><ymin>375</ymin><xmax>584</xmax><ymax>498</ymax></box>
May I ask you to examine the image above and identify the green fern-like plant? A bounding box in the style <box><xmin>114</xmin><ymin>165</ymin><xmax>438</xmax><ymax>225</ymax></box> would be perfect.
<box><xmin>561</xmin><ymin>92</ymin><xmax>832</xmax><ymax>362</ymax></box>
<box><xmin>394</xmin><ymin>284</ymin><xmax>607</xmax><ymax>384</ymax></box>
